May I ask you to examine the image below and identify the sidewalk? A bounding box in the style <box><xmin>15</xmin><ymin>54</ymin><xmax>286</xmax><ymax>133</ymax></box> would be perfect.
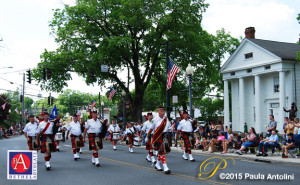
<box><xmin>170</xmin><ymin>146</ymin><xmax>300</xmax><ymax>165</ymax></box>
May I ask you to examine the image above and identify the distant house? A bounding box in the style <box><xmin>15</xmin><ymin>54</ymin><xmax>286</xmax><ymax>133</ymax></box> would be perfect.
<box><xmin>220</xmin><ymin>27</ymin><xmax>300</xmax><ymax>133</ymax></box>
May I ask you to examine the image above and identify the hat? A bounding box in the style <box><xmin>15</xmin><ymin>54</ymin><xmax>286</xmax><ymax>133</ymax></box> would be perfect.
<box><xmin>147</xmin><ymin>112</ymin><xmax>152</xmax><ymax>116</ymax></box>
<box><xmin>43</xmin><ymin>112</ymin><xmax>49</xmax><ymax>116</ymax></box>
<box><xmin>183</xmin><ymin>111</ymin><xmax>188</xmax><ymax>114</ymax></box>
<box><xmin>29</xmin><ymin>115</ymin><xmax>35</xmax><ymax>118</ymax></box>
<box><xmin>158</xmin><ymin>106</ymin><xmax>165</xmax><ymax>110</ymax></box>
<box><xmin>91</xmin><ymin>111</ymin><xmax>97</xmax><ymax>114</ymax></box>
<box><xmin>113</xmin><ymin>116</ymin><xmax>118</xmax><ymax>120</ymax></box>
<box><xmin>72</xmin><ymin>114</ymin><xmax>77</xmax><ymax>118</ymax></box>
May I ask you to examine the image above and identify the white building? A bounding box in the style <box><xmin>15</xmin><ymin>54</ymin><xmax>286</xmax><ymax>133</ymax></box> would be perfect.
<box><xmin>220</xmin><ymin>27</ymin><xmax>300</xmax><ymax>133</ymax></box>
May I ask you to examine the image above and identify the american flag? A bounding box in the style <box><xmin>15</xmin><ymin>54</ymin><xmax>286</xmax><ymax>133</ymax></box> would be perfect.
<box><xmin>1</xmin><ymin>103</ymin><xmax>6</xmax><ymax>110</ymax></box>
<box><xmin>91</xmin><ymin>100</ymin><xmax>96</xmax><ymax>109</ymax></box>
<box><xmin>15</xmin><ymin>107</ymin><xmax>19</xmax><ymax>114</ymax></box>
<box><xmin>109</xmin><ymin>87</ymin><xmax>116</xmax><ymax>100</ymax></box>
<box><xmin>167</xmin><ymin>57</ymin><xmax>180</xmax><ymax>90</ymax></box>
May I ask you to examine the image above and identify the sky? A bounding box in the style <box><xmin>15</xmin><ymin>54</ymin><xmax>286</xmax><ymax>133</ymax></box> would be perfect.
<box><xmin>0</xmin><ymin>0</ymin><xmax>299</xmax><ymax>102</ymax></box>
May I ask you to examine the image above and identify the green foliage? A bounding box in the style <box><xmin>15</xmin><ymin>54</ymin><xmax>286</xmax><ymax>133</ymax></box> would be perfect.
<box><xmin>32</xmin><ymin>0</ymin><xmax>239</xmax><ymax>121</ymax></box>
<box><xmin>196</xmin><ymin>97</ymin><xmax>223</xmax><ymax>121</ymax></box>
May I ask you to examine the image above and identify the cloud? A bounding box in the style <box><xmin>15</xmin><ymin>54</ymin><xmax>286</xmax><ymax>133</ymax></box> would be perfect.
<box><xmin>202</xmin><ymin>0</ymin><xmax>299</xmax><ymax>43</ymax></box>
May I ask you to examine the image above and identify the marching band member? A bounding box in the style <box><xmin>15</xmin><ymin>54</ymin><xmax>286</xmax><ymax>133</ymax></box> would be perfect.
<box><xmin>108</xmin><ymin>116</ymin><xmax>121</xmax><ymax>150</ymax></box>
<box><xmin>177</xmin><ymin>111</ymin><xmax>195</xmax><ymax>162</ymax></box>
<box><xmin>66</xmin><ymin>114</ymin><xmax>84</xmax><ymax>160</ymax></box>
<box><xmin>141</xmin><ymin>112</ymin><xmax>156</xmax><ymax>163</ymax></box>
<box><xmin>125</xmin><ymin>122</ymin><xmax>136</xmax><ymax>153</ymax></box>
<box><xmin>36</xmin><ymin>112</ymin><xmax>59</xmax><ymax>171</ymax></box>
<box><xmin>54</xmin><ymin>117</ymin><xmax>62</xmax><ymax>151</ymax></box>
<box><xmin>78</xmin><ymin>116</ymin><xmax>85</xmax><ymax>154</ymax></box>
<box><xmin>146</xmin><ymin>106</ymin><xmax>171</xmax><ymax>174</ymax></box>
<box><xmin>23</xmin><ymin>115</ymin><xmax>38</xmax><ymax>150</ymax></box>
<box><xmin>83</xmin><ymin>111</ymin><xmax>103</xmax><ymax>167</ymax></box>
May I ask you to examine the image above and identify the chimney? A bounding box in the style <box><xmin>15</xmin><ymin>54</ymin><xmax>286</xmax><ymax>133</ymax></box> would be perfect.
<box><xmin>245</xmin><ymin>27</ymin><xmax>255</xmax><ymax>39</ymax></box>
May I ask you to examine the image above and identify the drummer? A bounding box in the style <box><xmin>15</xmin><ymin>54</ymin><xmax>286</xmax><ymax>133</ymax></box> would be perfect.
<box><xmin>140</xmin><ymin>112</ymin><xmax>156</xmax><ymax>163</ymax></box>
<box><xmin>125</xmin><ymin>122</ymin><xmax>136</xmax><ymax>153</ymax></box>
<box><xmin>108</xmin><ymin>116</ymin><xmax>121</xmax><ymax>150</ymax></box>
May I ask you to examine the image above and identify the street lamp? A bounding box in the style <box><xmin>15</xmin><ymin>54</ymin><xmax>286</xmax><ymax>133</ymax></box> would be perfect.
<box><xmin>101</xmin><ymin>101</ymin><xmax>104</xmax><ymax>118</ymax></box>
<box><xmin>122</xmin><ymin>90</ymin><xmax>126</xmax><ymax>129</ymax></box>
<box><xmin>186</xmin><ymin>63</ymin><xmax>194</xmax><ymax>119</ymax></box>
<box><xmin>0</xmin><ymin>66</ymin><xmax>13</xmax><ymax>70</ymax></box>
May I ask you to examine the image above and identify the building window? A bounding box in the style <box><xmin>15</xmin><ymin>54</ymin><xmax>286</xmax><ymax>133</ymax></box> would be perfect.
<box><xmin>265</xmin><ymin>65</ymin><xmax>271</xmax><ymax>70</ymax></box>
<box><xmin>269</xmin><ymin>109</ymin><xmax>273</xmax><ymax>115</ymax></box>
<box><xmin>271</xmin><ymin>103</ymin><xmax>279</xmax><ymax>108</ymax></box>
<box><xmin>231</xmin><ymin>72</ymin><xmax>235</xmax><ymax>76</ymax></box>
<box><xmin>273</xmin><ymin>76</ymin><xmax>279</xmax><ymax>92</ymax></box>
<box><xmin>247</xmin><ymin>69</ymin><xmax>252</xmax><ymax>73</ymax></box>
<box><xmin>245</xmin><ymin>52</ymin><xmax>253</xmax><ymax>59</ymax></box>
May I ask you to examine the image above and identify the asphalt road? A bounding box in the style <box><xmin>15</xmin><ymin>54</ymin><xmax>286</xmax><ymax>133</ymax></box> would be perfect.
<box><xmin>1</xmin><ymin>135</ymin><xmax>299</xmax><ymax>185</ymax></box>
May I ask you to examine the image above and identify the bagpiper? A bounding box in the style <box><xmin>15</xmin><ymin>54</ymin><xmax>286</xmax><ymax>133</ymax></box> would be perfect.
<box><xmin>66</xmin><ymin>114</ymin><xmax>85</xmax><ymax>160</ymax></box>
<box><xmin>23</xmin><ymin>115</ymin><xmax>38</xmax><ymax>150</ymax></box>
<box><xmin>125</xmin><ymin>122</ymin><xmax>136</xmax><ymax>153</ymax></box>
<box><xmin>108</xmin><ymin>116</ymin><xmax>121</xmax><ymax>150</ymax></box>
<box><xmin>141</xmin><ymin>112</ymin><xmax>156</xmax><ymax>163</ymax></box>
<box><xmin>83</xmin><ymin>111</ymin><xmax>107</xmax><ymax>167</ymax></box>
<box><xmin>146</xmin><ymin>106</ymin><xmax>171</xmax><ymax>174</ymax></box>
<box><xmin>177</xmin><ymin>111</ymin><xmax>195</xmax><ymax>161</ymax></box>
<box><xmin>36</xmin><ymin>112</ymin><xmax>59</xmax><ymax>170</ymax></box>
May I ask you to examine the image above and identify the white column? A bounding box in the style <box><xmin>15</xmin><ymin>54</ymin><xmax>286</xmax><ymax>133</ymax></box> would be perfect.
<box><xmin>239</xmin><ymin>78</ymin><xmax>245</xmax><ymax>132</ymax></box>
<box><xmin>224</xmin><ymin>80</ymin><xmax>230</xmax><ymax>126</ymax></box>
<box><xmin>255</xmin><ymin>75</ymin><xmax>261</xmax><ymax>133</ymax></box>
<box><xmin>279</xmin><ymin>71</ymin><xmax>286</xmax><ymax>132</ymax></box>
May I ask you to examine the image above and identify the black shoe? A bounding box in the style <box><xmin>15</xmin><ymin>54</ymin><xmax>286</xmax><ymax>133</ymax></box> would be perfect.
<box><xmin>164</xmin><ymin>170</ymin><xmax>171</xmax><ymax>174</ymax></box>
<box><xmin>146</xmin><ymin>158</ymin><xmax>151</xmax><ymax>162</ymax></box>
<box><xmin>155</xmin><ymin>167</ymin><xmax>163</xmax><ymax>171</ymax></box>
<box><xmin>190</xmin><ymin>159</ymin><xmax>196</xmax><ymax>162</ymax></box>
<box><xmin>256</xmin><ymin>153</ymin><xmax>263</xmax><ymax>156</ymax></box>
<box><xmin>57</xmin><ymin>149</ymin><xmax>60</xmax><ymax>152</ymax></box>
<box><xmin>74</xmin><ymin>158</ymin><xmax>77</xmax><ymax>161</ymax></box>
<box><xmin>46</xmin><ymin>166</ymin><xmax>51</xmax><ymax>171</ymax></box>
<box><xmin>263</xmin><ymin>153</ymin><xmax>268</xmax><ymax>157</ymax></box>
<box><xmin>96</xmin><ymin>163</ymin><xmax>101</xmax><ymax>167</ymax></box>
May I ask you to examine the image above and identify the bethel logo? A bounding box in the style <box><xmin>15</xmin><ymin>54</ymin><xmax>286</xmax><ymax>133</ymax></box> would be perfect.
<box><xmin>7</xmin><ymin>150</ymin><xmax>37</xmax><ymax>180</ymax></box>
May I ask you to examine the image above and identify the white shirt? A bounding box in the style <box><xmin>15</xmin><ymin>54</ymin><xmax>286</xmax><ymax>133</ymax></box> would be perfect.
<box><xmin>23</xmin><ymin>122</ymin><xmax>38</xmax><ymax>137</ymax></box>
<box><xmin>86</xmin><ymin>118</ymin><xmax>102</xmax><ymax>134</ymax></box>
<box><xmin>142</xmin><ymin>120</ymin><xmax>154</xmax><ymax>134</ymax></box>
<box><xmin>37</xmin><ymin>121</ymin><xmax>54</xmax><ymax>134</ymax></box>
<box><xmin>68</xmin><ymin>121</ymin><xmax>82</xmax><ymax>136</ymax></box>
<box><xmin>125</xmin><ymin>127</ymin><xmax>135</xmax><ymax>135</ymax></box>
<box><xmin>178</xmin><ymin>119</ymin><xmax>193</xmax><ymax>132</ymax></box>
<box><xmin>135</xmin><ymin>125</ymin><xmax>141</xmax><ymax>131</ymax></box>
<box><xmin>108</xmin><ymin>124</ymin><xmax>120</xmax><ymax>133</ymax></box>
<box><xmin>151</xmin><ymin>116</ymin><xmax>171</xmax><ymax>133</ymax></box>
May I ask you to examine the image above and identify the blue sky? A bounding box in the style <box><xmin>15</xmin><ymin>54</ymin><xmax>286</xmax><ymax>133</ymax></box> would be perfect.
<box><xmin>0</xmin><ymin>0</ymin><xmax>299</xmax><ymax>100</ymax></box>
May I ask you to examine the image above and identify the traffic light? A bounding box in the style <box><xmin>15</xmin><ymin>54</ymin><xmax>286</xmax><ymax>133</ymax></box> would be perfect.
<box><xmin>26</xmin><ymin>69</ymin><xmax>31</xmax><ymax>84</ymax></box>
<box><xmin>89</xmin><ymin>69</ymin><xmax>95</xmax><ymax>81</ymax></box>
<box><xmin>51</xmin><ymin>97</ymin><xmax>54</xmax><ymax>105</ymax></box>
<box><xmin>48</xmin><ymin>96</ymin><xmax>50</xmax><ymax>105</ymax></box>
<box><xmin>20</xmin><ymin>95</ymin><xmax>23</xmax><ymax>102</ymax></box>
<box><xmin>47</xmin><ymin>68</ymin><xmax>52</xmax><ymax>80</ymax></box>
<box><xmin>42</xmin><ymin>68</ymin><xmax>46</xmax><ymax>80</ymax></box>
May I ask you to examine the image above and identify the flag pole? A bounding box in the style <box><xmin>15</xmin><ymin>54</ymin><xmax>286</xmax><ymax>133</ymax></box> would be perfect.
<box><xmin>166</xmin><ymin>41</ymin><xmax>171</xmax><ymax>120</ymax></box>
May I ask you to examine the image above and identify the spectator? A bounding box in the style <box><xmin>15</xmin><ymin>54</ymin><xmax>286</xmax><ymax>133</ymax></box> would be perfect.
<box><xmin>293</xmin><ymin>118</ymin><xmax>300</xmax><ymax>135</ymax></box>
<box><xmin>285</xmin><ymin>119</ymin><xmax>295</xmax><ymax>136</ymax></box>
<box><xmin>256</xmin><ymin>130</ymin><xmax>279</xmax><ymax>157</ymax></box>
<box><xmin>234</xmin><ymin>136</ymin><xmax>242</xmax><ymax>150</ymax></box>
<box><xmin>208</xmin><ymin>132</ymin><xmax>225</xmax><ymax>153</ymax></box>
<box><xmin>282</xmin><ymin>133</ymin><xmax>295</xmax><ymax>158</ymax></box>
<box><xmin>282</xmin><ymin>117</ymin><xmax>288</xmax><ymax>139</ymax></box>
<box><xmin>266</xmin><ymin>115</ymin><xmax>277</xmax><ymax>137</ymax></box>
<box><xmin>244</xmin><ymin>122</ymin><xmax>248</xmax><ymax>133</ymax></box>
<box><xmin>210</xmin><ymin>122</ymin><xmax>218</xmax><ymax>134</ymax></box>
<box><xmin>235</xmin><ymin>127</ymin><xmax>257</xmax><ymax>155</ymax></box>
<box><xmin>222</xmin><ymin>129</ymin><xmax>234</xmax><ymax>154</ymax></box>
<box><xmin>0</xmin><ymin>127</ymin><xmax>3</xmax><ymax>139</ymax></box>
<box><xmin>201</xmin><ymin>131</ymin><xmax>217</xmax><ymax>151</ymax></box>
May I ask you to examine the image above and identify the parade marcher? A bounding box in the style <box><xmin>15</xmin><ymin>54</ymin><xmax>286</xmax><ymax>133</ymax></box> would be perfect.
<box><xmin>146</xmin><ymin>106</ymin><xmax>171</xmax><ymax>174</ymax></box>
<box><xmin>108</xmin><ymin>116</ymin><xmax>121</xmax><ymax>150</ymax></box>
<box><xmin>125</xmin><ymin>122</ymin><xmax>136</xmax><ymax>153</ymax></box>
<box><xmin>54</xmin><ymin>117</ymin><xmax>62</xmax><ymax>151</ymax></box>
<box><xmin>177</xmin><ymin>111</ymin><xmax>195</xmax><ymax>161</ymax></box>
<box><xmin>79</xmin><ymin>116</ymin><xmax>85</xmax><ymax>154</ymax></box>
<box><xmin>23</xmin><ymin>115</ymin><xmax>38</xmax><ymax>150</ymax></box>
<box><xmin>141</xmin><ymin>112</ymin><xmax>156</xmax><ymax>163</ymax></box>
<box><xmin>83</xmin><ymin>111</ymin><xmax>105</xmax><ymax>167</ymax></box>
<box><xmin>66</xmin><ymin>114</ymin><xmax>85</xmax><ymax>160</ymax></box>
<box><xmin>36</xmin><ymin>112</ymin><xmax>59</xmax><ymax>171</ymax></box>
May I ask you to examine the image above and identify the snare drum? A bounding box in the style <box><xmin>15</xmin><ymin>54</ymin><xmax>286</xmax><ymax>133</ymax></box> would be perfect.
<box><xmin>112</xmin><ymin>133</ymin><xmax>120</xmax><ymax>141</ymax></box>
<box><xmin>55</xmin><ymin>133</ymin><xmax>63</xmax><ymax>141</ymax></box>
<box><xmin>133</xmin><ymin>137</ymin><xmax>141</xmax><ymax>146</ymax></box>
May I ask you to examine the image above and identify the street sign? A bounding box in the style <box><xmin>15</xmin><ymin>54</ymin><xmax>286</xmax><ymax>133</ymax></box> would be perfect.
<box><xmin>101</xmin><ymin>65</ymin><xmax>108</xmax><ymax>72</ymax></box>
<box><xmin>172</xmin><ymin>95</ymin><xmax>178</xmax><ymax>104</ymax></box>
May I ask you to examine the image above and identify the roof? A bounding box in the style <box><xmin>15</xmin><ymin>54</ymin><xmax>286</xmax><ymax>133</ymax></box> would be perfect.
<box><xmin>247</xmin><ymin>38</ymin><xmax>300</xmax><ymax>60</ymax></box>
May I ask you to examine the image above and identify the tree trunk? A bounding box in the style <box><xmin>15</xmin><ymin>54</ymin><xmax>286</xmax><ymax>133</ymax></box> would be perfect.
<box><xmin>131</xmin><ymin>84</ymin><xmax>145</xmax><ymax>123</ymax></box>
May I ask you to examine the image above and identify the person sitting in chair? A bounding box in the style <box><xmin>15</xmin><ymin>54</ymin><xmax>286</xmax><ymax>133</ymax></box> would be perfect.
<box><xmin>256</xmin><ymin>130</ymin><xmax>279</xmax><ymax>157</ymax></box>
<box><xmin>282</xmin><ymin>133</ymin><xmax>295</xmax><ymax>158</ymax></box>
<box><xmin>235</xmin><ymin>127</ymin><xmax>257</xmax><ymax>155</ymax></box>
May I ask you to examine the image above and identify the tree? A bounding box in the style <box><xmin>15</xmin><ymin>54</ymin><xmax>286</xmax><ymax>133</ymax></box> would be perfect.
<box><xmin>0</xmin><ymin>94</ymin><xmax>11</xmax><ymax>126</ymax></box>
<box><xmin>197</xmin><ymin>97</ymin><xmax>223</xmax><ymax>121</ymax></box>
<box><xmin>297</xmin><ymin>13</ymin><xmax>300</xmax><ymax>60</ymax></box>
<box><xmin>33</xmin><ymin>0</ymin><xmax>237</xmax><ymax>122</ymax></box>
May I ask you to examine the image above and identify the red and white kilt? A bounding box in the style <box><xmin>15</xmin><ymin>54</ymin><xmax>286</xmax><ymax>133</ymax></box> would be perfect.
<box><xmin>40</xmin><ymin>134</ymin><xmax>56</xmax><ymax>153</ymax></box>
<box><xmin>71</xmin><ymin>134</ymin><xmax>84</xmax><ymax>149</ymax></box>
<box><xmin>88</xmin><ymin>133</ymin><xmax>103</xmax><ymax>151</ymax></box>
<box><xmin>145</xmin><ymin>134</ymin><xmax>153</xmax><ymax>150</ymax></box>
<box><xmin>127</xmin><ymin>134</ymin><xmax>133</xmax><ymax>145</ymax></box>
<box><xmin>153</xmin><ymin>133</ymin><xmax>166</xmax><ymax>155</ymax></box>
<box><xmin>182</xmin><ymin>132</ymin><xmax>192</xmax><ymax>153</ymax></box>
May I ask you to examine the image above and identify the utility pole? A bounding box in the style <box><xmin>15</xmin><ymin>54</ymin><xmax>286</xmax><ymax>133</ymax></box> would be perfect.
<box><xmin>99</xmin><ymin>92</ymin><xmax>101</xmax><ymax>118</ymax></box>
<box><xmin>21</xmin><ymin>73</ymin><xmax>25</xmax><ymax>126</ymax></box>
